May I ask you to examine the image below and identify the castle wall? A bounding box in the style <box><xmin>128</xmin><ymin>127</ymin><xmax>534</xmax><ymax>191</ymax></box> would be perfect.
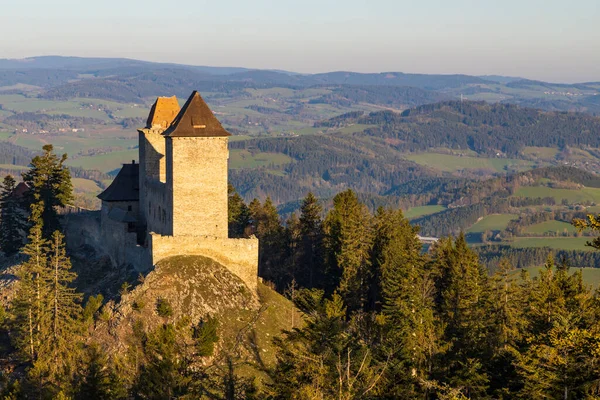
<box><xmin>100</xmin><ymin>202</ymin><xmax>146</xmax><ymax>269</ymax></box>
<box><xmin>144</xmin><ymin>181</ymin><xmax>169</xmax><ymax>236</ymax></box>
<box><xmin>166</xmin><ymin>137</ymin><xmax>229</xmax><ymax>238</ymax></box>
<box><xmin>139</xmin><ymin>128</ymin><xmax>167</xmax><ymax>229</ymax></box>
<box><xmin>149</xmin><ymin>234</ymin><xmax>258</xmax><ymax>291</ymax></box>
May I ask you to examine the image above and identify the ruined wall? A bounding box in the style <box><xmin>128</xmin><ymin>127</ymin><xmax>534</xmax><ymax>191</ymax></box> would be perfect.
<box><xmin>149</xmin><ymin>234</ymin><xmax>258</xmax><ymax>291</ymax></box>
<box><xmin>166</xmin><ymin>137</ymin><xmax>229</xmax><ymax>238</ymax></box>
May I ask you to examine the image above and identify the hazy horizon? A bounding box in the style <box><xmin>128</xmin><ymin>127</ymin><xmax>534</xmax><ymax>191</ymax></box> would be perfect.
<box><xmin>2</xmin><ymin>0</ymin><xmax>598</xmax><ymax>83</ymax></box>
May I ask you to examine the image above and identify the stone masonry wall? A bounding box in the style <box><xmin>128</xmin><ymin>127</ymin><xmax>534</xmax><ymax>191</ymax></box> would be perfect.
<box><xmin>167</xmin><ymin>137</ymin><xmax>229</xmax><ymax>238</ymax></box>
<box><xmin>139</xmin><ymin>128</ymin><xmax>167</xmax><ymax>229</ymax></box>
<box><xmin>145</xmin><ymin>180</ymin><xmax>169</xmax><ymax>236</ymax></box>
<box><xmin>149</xmin><ymin>234</ymin><xmax>259</xmax><ymax>291</ymax></box>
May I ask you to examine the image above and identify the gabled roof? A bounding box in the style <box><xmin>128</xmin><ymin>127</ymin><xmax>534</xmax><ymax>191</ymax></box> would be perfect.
<box><xmin>163</xmin><ymin>91</ymin><xmax>231</xmax><ymax>137</ymax></box>
<box><xmin>97</xmin><ymin>162</ymin><xmax>139</xmax><ymax>202</ymax></box>
<box><xmin>146</xmin><ymin>96</ymin><xmax>180</xmax><ymax>129</ymax></box>
<box><xmin>12</xmin><ymin>182</ymin><xmax>30</xmax><ymax>199</ymax></box>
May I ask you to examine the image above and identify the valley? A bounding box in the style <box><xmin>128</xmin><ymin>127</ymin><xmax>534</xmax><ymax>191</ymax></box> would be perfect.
<box><xmin>1</xmin><ymin>57</ymin><xmax>600</xmax><ymax>270</ymax></box>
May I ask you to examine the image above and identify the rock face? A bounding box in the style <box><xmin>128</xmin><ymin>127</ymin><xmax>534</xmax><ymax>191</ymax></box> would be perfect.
<box><xmin>94</xmin><ymin>255</ymin><xmax>267</xmax><ymax>356</ymax></box>
<box><xmin>93</xmin><ymin>255</ymin><xmax>300</xmax><ymax>369</ymax></box>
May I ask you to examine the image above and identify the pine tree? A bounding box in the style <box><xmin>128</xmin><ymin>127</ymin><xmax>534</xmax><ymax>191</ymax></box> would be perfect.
<box><xmin>133</xmin><ymin>323</ymin><xmax>192</xmax><ymax>399</ymax></box>
<box><xmin>0</xmin><ymin>175</ymin><xmax>26</xmax><ymax>255</ymax></box>
<box><xmin>485</xmin><ymin>259</ymin><xmax>526</xmax><ymax>396</ymax></box>
<box><xmin>433</xmin><ymin>234</ymin><xmax>491</xmax><ymax>398</ymax></box>
<box><xmin>375</xmin><ymin>208</ymin><xmax>438</xmax><ymax>397</ymax></box>
<box><xmin>22</xmin><ymin>145</ymin><xmax>73</xmax><ymax>237</ymax></box>
<box><xmin>283</xmin><ymin>213</ymin><xmax>302</xmax><ymax>286</ymax></box>
<box><xmin>10</xmin><ymin>204</ymin><xmax>48</xmax><ymax>363</ymax></box>
<box><xmin>269</xmin><ymin>290</ymin><xmax>386</xmax><ymax>399</ymax></box>
<box><xmin>516</xmin><ymin>255</ymin><xmax>600</xmax><ymax>399</ymax></box>
<box><xmin>323</xmin><ymin>189</ymin><xmax>373</xmax><ymax>313</ymax></box>
<box><xmin>77</xmin><ymin>345</ymin><xmax>125</xmax><ymax>400</ymax></box>
<box><xmin>227</xmin><ymin>183</ymin><xmax>250</xmax><ymax>238</ymax></box>
<box><xmin>249</xmin><ymin>197</ymin><xmax>286</xmax><ymax>287</ymax></box>
<box><xmin>39</xmin><ymin>230</ymin><xmax>83</xmax><ymax>385</ymax></box>
<box><xmin>298</xmin><ymin>192</ymin><xmax>324</xmax><ymax>288</ymax></box>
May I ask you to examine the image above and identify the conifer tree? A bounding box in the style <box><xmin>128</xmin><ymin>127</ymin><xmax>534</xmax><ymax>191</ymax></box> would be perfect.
<box><xmin>249</xmin><ymin>197</ymin><xmax>286</xmax><ymax>287</ymax></box>
<box><xmin>432</xmin><ymin>234</ymin><xmax>491</xmax><ymax>397</ymax></box>
<box><xmin>516</xmin><ymin>255</ymin><xmax>600</xmax><ymax>399</ymax></box>
<box><xmin>227</xmin><ymin>183</ymin><xmax>250</xmax><ymax>238</ymax></box>
<box><xmin>323</xmin><ymin>189</ymin><xmax>373</xmax><ymax>312</ymax></box>
<box><xmin>133</xmin><ymin>323</ymin><xmax>192</xmax><ymax>399</ymax></box>
<box><xmin>374</xmin><ymin>208</ymin><xmax>438</xmax><ymax>396</ymax></box>
<box><xmin>39</xmin><ymin>230</ymin><xmax>83</xmax><ymax>385</ymax></box>
<box><xmin>0</xmin><ymin>175</ymin><xmax>26</xmax><ymax>255</ymax></box>
<box><xmin>270</xmin><ymin>289</ymin><xmax>386</xmax><ymax>399</ymax></box>
<box><xmin>10</xmin><ymin>203</ymin><xmax>48</xmax><ymax>364</ymax></box>
<box><xmin>22</xmin><ymin>145</ymin><xmax>73</xmax><ymax>237</ymax></box>
<box><xmin>485</xmin><ymin>259</ymin><xmax>526</xmax><ymax>396</ymax></box>
<box><xmin>283</xmin><ymin>213</ymin><xmax>302</xmax><ymax>286</ymax></box>
<box><xmin>77</xmin><ymin>345</ymin><xmax>126</xmax><ymax>400</ymax></box>
<box><xmin>298</xmin><ymin>192</ymin><xmax>324</xmax><ymax>288</ymax></box>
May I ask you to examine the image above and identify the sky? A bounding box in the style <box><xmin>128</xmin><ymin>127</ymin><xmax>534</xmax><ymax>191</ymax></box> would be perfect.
<box><xmin>1</xmin><ymin>0</ymin><xmax>598</xmax><ymax>82</ymax></box>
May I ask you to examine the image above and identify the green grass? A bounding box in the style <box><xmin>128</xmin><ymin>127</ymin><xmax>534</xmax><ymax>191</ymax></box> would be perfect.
<box><xmin>521</xmin><ymin>146</ymin><xmax>559</xmax><ymax>159</ymax></box>
<box><xmin>525</xmin><ymin>220</ymin><xmax>578</xmax><ymax>235</ymax></box>
<box><xmin>404</xmin><ymin>205</ymin><xmax>446</xmax><ymax>219</ymax></box>
<box><xmin>404</xmin><ymin>153</ymin><xmax>534</xmax><ymax>173</ymax></box>
<box><xmin>513</xmin><ymin>186</ymin><xmax>600</xmax><ymax>204</ymax></box>
<box><xmin>468</xmin><ymin>214</ymin><xmax>518</xmax><ymax>233</ymax></box>
<box><xmin>72</xmin><ymin>178</ymin><xmax>102</xmax><ymax>193</ymax></box>
<box><xmin>229</xmin><ymin>150</ymin><xmax>292</xmax><ymax>169</ymax></box>
<box><xmin>335</xmin><ymin>124</ymin><xmax>377</xmax><ymax>134</ymax></box>
<box><xmin>66</xmin><ymin>150</ymin><xmax>138</xmax><ymax>173</ymax></box>
<box><xmin>520</xmin><ymin>266</ymin><xmax>600</xmax><ymax>288</ymax></box>
<box><xmin>506</xmin><ymin>237</ymin><xmax>592</xmax><ymax>251</ymax></box>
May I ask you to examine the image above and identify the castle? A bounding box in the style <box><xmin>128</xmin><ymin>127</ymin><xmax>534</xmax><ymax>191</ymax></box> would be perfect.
<box><xmin>97</xmin><ymin>91</ymin><xmax>258</xmax><ymax>290</ymax></box>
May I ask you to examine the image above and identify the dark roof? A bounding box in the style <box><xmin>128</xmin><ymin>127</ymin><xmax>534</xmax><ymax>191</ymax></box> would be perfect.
<box><xmin>97</xmin><ymin>162</ymin><xmax>139</xmax><ymax>202</ymax></box>
<box><xmin>12</xmin><ymin>182</ymin><xmax>30</xmax><ymax>199</ymax></box>
<box><xmin>163</xmin><ymin>91</ymin><xmax>231</xmax><ymax>138</ymax></box>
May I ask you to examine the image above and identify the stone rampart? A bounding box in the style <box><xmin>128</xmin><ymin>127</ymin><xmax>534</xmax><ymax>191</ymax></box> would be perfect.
<box><xmin>149</xmin><ymin>233</ymin><xmax>259</xmax><ymax>291</ymax></box>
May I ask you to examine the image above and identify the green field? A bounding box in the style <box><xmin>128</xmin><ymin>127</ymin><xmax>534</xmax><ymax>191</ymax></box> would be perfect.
<box><xmin>404</xmin><ymin>205</ymin><xmax>446</xmax><ymax>219</ymax></box>
<box><xmin>520</xmin><ymin>266</ymin><xmax>600</xmax><ymax>288</ymax></box>
<box><xmin>66</xmin><ymin>149</ymin><xmax>138</xmax><ymax>173</ymax></box>
<box><xmin>521</xmin><ymin>146</ymin><xmax>559</xmax><ymax>159</ymax></box>
<box><xmin>404</xmin><ymin>153</ymin><xmax>534</xmax><ymax>173</ymax></box>
<box><xmin>229</xmin><ymin>150</ymin><xmax>292</xmax><ymax>169</ymax></box>
<box><xmin>72</xmin><ymin>178</ymin><xmax>102</xmax><ymax>193</ymax></box>
<box><xmin>524</xmin><ymin>220</ymin><xmax>578</xmax><ymax>235</ymax></box>
<box><xmin>10</xmin><ymin>133</ymin><xmax>136</xmax><ymax>155</ymax></box>
<box><xmin>506</xmin><ymin>237</ymin><xmax>591</xmax><ymax>251</ymax></box>
<box><xmin>513</xmin><ymin>186</ymin><xmax>600</xmax><ymax>204</ymax></box>
<box><xmin>468</xmin><ymin>214</ymin><xmax>518</xmax><ymax>233</ymax></box>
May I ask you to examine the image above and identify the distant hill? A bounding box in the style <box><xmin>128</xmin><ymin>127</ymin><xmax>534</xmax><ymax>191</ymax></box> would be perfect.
<box><xmin>1</xmin><ymin>56</ymin><xmax>599</xmax><ymax>113</ymax></box>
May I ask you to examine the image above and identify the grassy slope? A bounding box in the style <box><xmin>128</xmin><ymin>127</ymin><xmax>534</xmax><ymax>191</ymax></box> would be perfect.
<box><xmin>520</xmin><ymin>265</ymin><xmax>600</xmax><ymax>288</ymax></box>
<box><xmin>404</xmin><ymin>153</ymin><xmax>534</xmax><ymax>173</ymax></box>
<box><xmin>506</xmin><ymin>237</ymin><xmax>591</xmax><ymax>251</ymax></box>
<box><xmin>513</xmin><ymin>186</ymin><xmax>600</xmax><ymax>204</ymax></box>
<box><xmin>468</xmin><ymin>214</ymin><xmax>518</xmax><ymax>233</ymax></box>
<box><xmin>525</xmin><ymin>220</ymin><xmax>578</xmax><ymax>234</ymax></box>
<box><xmin>404</xmin><ymin>205</ymin><xmax>446</xmax><ymax>219</ymax></box>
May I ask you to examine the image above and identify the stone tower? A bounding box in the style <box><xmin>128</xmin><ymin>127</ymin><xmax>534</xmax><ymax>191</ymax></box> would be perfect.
<box><xmin>138</xmin><ymin>96</ymin><xmax>180</xmax><ymax>235</ymax></box>
<box><xmin>98</xmin><ymin>90</ymin><xmax>258</xmax><ymax>291</ymax></box>
<box><xmin>163</xmin><ymin>91</ymin><xmax>230</xmax><ymax>238</ymax></box>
